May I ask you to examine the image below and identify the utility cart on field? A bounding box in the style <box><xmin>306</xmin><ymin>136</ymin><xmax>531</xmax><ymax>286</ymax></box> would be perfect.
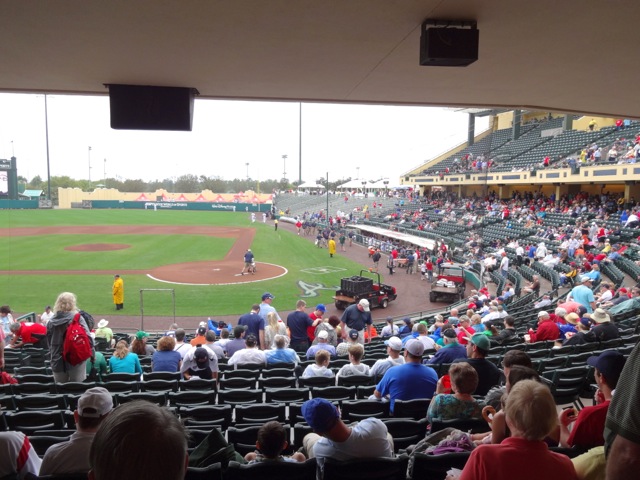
<box><xmin>334</xmin><ymin>271</ymin><xmax>397</xmax><ymax>310</ymax></box>
<box><xmin>429</xmin><ymin>263</ymin><xmax>466</xmax><ymax>302</ymax></box>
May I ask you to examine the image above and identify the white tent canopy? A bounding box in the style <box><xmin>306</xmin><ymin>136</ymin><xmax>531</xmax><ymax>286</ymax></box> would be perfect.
<box><xmin>337</xmin><ymin>179</ymin><xmax>369</xmax><ymax>189</ymax></box>
<box><xmin>298</xmin><ymin>182</ymin><xmax>326</xmax><ymax>189</ymax></box>
<box><xmin>338</xmin><ymin>178</ymin><xmax>402</xmax><ymax>190</ymax></box>
<box><xmin>368</xmin><ymin>179</ymin><xmax>393</xmax><ymax>189</ymax></box>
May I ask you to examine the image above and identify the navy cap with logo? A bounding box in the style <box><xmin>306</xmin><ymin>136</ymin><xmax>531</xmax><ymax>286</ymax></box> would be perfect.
<box><xmin>587</xmin><ymin>350</ymin><xmax>626</xmax><ymax>388</ymax></box>
<box><xmin>194</xmin><ymin>347</ymin><xmax>209</xmax><ymax>361</ymax></box>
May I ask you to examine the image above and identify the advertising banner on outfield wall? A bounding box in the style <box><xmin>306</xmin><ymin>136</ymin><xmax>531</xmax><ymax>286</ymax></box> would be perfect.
<box><xmin>88</xmin><ymin>200</ymin><xmax>270</xmax><ymax>212</ymax></box>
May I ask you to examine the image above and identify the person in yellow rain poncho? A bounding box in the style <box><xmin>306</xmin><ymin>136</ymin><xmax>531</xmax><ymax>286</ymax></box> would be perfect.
<box><xmin>328</xmin><ymin>238</ymin><xmax>336</xmax><ymax>258</ymax></box>
<box><xmin>113</xmin><ymin>274</ymin><xmax>124</xmax><ymax>310</ymax></box>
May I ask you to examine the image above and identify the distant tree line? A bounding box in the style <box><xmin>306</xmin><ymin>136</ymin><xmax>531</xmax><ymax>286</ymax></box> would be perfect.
<box><xmin>22</xmin><ymin>174</ymin><xmax>353</xmax><ymax>204</ymax></box>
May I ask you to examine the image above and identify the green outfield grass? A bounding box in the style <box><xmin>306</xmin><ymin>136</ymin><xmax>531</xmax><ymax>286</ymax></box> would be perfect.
<box><xmin>0</xmin><ymin>209</ymin><xmax>365</xmax><ymax>317</ymax></box>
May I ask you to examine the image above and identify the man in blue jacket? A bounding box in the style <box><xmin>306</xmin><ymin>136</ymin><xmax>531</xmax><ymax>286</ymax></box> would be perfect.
<box><xmin>426</xmin><ymin>328</ymin><xmax>467</xmax><ymax>365</ymax></box>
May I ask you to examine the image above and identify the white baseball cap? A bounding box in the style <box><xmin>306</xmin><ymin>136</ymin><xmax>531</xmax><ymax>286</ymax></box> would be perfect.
<box><xmin>358</xmin><ymin>299</ymin><xmax>370</xmax><ymax>312</ymax></box>
<box><xmin>384</xmin><ymin>336</ymin><xmax>402</xmax><ymax>351</ymax></box>
<box><xmin>78</xmin><ymin>387</ymin><xmax>113</xmax><ymax>418</ymax></box>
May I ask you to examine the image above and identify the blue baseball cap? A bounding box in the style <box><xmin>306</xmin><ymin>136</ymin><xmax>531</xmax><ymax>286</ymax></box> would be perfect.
<box><xmin>262</xmin><ymin>292</ymin><xmax>275</xmax><ymax>300</ymax></box>
<box><xmin>315</xmin><ymin>304</ymin><xmax>326</xmax><ymax>312</ymax></box>
<box><xmin>301</xmin><ymin>398</ymin><xmax>340</xmax><ymax>433</ymax></box>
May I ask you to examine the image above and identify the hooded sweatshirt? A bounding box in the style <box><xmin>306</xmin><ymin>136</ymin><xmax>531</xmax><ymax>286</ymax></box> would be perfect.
<box><xmin>46</xmin><ymin>311</ymin><xmax>92</xmax><ymax>373</ymax></box>
<box><xmin>337</xmin><ymin>363</ymin><xmax>371</xmax><ymax>378</ymax></box>
<box><xmin>302</xmin><ymin>364</ymin><xmax>334</xmax><ymax>378</ymax></box>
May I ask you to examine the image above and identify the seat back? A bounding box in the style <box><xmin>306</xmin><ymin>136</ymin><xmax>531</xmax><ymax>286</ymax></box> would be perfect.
<box><xmin>336</xmin><ymin>374</ymin><xmax>375</xmax><ymax>387</ymax></box>
<box><xmin>258</xmin><ymin>376</ymin><xmax>297</xmax><ymax>389</ymax></box>
<box><xmin>219</xmin><ymin>377</ymin><xmax>257</xmax><ymax>390</ymax></box>
<box><xmin>265</xmin><ymin>388</ymin><xmax>309</xmax><ymax>405</ymax></box>
<box><xmin>179</xmin><ymin>379</ymin><xmax>217</xmax><ymax>391</ymax></box>
<box><xmin>382</xmin><ymin>418</ymin><xmax>428</xmax><ymax>451</ymax></box>
<box><xmin>323</xmin><ymin>455</ymin><xmax>409</xmax><ymax>480</ymax></box>
<box><xmin>141</xmin><ymin>379</ymin><xmax>179</xmax><ymax>393</ymax></box>
<box><xmin>216</xmin><ymin>389</ymin><xmax>263</xmax><ymax>405</ymax></box>
<box><xmin>310</xmin><ymin>386</ymin><xmax>356</xmax><ymax>402</ymax></box>
<box><xmin>116</xmin><ymin>391</ymin><xmax>167</xmax><ymax>406</ymax></box>
<box><xmin>144</xmin><ymin>371</ymin><xmax>182</xmax><ymax>381</ymax></box>
<box><xmin>14</xmin><ymin>394</ymin><xmax>68</xmax><ymax>411</ymax></box>
<box><xmin>298</xmin><ymin>376</ymin><xmax>333</xmax><ymax>388</ymax></box>
<box><xmin>225</xmin><ymin>459</ymin><xmax>317</xmax><ymax>480</ymax></box>
<box><xmin>341</xmin><ymin>399</ymin><xmax>390</xmax><ymax>422</ymax></box>
<box><xmin>180</xmin><ymin>405</ymin><xmax>233</xmax><ymax>430</ymax></box>
<box><xmin>392</xmin><ymin>399</ymin><xmax>430</xmax><ymax>420</ymax></box>
<box><xmin>103</xmin><ymin>373</ymin><xmax>141</xmax><ymax>382</ymax></box>
<box><xmin>410</xmin><ymin>452</ymin><xmax>470</xmax><ymax>480</ymax></box>
<box><xmin>168</xmin><ymin>391</ymin><xmax>217</xmax><ymax>407</ymax></box>
<box><xmin>184</xmin><ymin>463</ymin><xmax>223</xmax><ymax>480</ymax></box>
<box><xmin>234</xmin><ymin>403</ymin><xmax>286</xmax><ymax>425</ymax></box>
<box><xmin>4</xmin><ymin>410</ymin><xmax>66</xmax><ymax>434</ymax></box>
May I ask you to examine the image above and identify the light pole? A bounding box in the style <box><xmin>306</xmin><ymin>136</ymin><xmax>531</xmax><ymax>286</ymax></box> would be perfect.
<box><xmin>88</xmin><ymin>146</ymin><xmax>92</xmax><ymax>184</ymax></box>
<box><xmin>282</xmin><ymin>154</ymin><xmax>287</xmax><ymax>182</ymax></box>
<box><xmin>103</xmin><ymin>158</ymin><xmax>107</xmax><ymax>186</ymax></box>
<box><xmin>245</xmin><ymin>162</ymin><xmax>250</xmax><ymax>181</ymax></box>
<box><xmin>383</xmin><ymin>179</ymin><xmax>389</xmax><ymax>197</ymax></box>
<box><xmin>298</xmin><ymin>103</ymin><xmax>302</xmax><ymax>184</ymax></box>
<box><xmin>356</xmin><ymin>166</ymin><xmax>360</xmax><ymax>179</ymax></box>
<box><xmin>44</xmin><ymin>95</ymin><xmax>51</xmax><ymax>200</ymax></box>
<box><xmin>326</xmin><ymin>171</ymin><xmax>329</xmax><ymax>221</ymax></box>
<box><xmin>362</xmin><ymin>180</ymin><xmax>367</xmax><ymax>196</ymax></box>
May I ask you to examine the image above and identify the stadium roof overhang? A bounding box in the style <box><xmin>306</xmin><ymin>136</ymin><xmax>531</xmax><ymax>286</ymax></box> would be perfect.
<box><xmin>2</xmin><ymin>1</ymin><xmax>639</xmax><ymax>118</ymax></box>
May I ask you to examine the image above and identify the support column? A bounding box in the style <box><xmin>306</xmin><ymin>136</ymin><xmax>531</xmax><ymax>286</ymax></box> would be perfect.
<box><xmin>512</xmin><ymin>110</ymin><xmax>522</xmax><ymax>140</ymax></box>
<box><xmin>498</xmin><ymin>185</ymin><xmax>504</xmax><ymax>199</ymax></box>
<box><xmin>457</xmin><ymin>185</ymin><xmax>462</xmax><ymax>198</ymax></box>
<box><xmin>555</xmin><ymin>185</ymin><xmax>561</xmax><ymax>204</ymax></box>
<box><xmin>563</xmin><ymin>114</ymin><xmax>573</xmax><ymax>131</ymax></box>
<box><xmin>468</xmin><ymin>114</ymin><xmax>475</xmax><ymax>146</ymax></box>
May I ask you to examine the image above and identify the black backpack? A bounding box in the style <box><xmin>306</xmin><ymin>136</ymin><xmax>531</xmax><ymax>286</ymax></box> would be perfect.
<box><xmin>79</xmin><ymin>310</ymin><xmax>95</xmax><ymax>331</ymax></box>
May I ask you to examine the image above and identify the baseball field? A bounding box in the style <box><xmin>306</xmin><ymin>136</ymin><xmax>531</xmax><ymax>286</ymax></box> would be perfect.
<box><xmin>0</xmin><ymin>209</ymin><xmax>367</xmax><ymax>318</ymax></box>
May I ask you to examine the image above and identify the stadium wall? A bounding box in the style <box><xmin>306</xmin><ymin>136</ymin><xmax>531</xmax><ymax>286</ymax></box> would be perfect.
<box><xmin>58</xmin><ymin>187</ymin><xmax>272</xmax><ymax>209</ymax></box>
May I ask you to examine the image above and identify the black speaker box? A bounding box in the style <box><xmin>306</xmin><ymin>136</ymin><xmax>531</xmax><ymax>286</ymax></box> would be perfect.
<box><xmin>420</xmin><ymin>27</ymin><xmax>479</xmax><ymax>67</ymax></box>
<box><xmin>108</xmin><ymin>84</ymin><xmax>198</xmax><ymax>131</ymax></box>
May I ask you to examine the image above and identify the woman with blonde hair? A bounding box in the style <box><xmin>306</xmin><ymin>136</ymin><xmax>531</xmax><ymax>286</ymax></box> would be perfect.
<box><xmin>47</xmin><ymin>292</ymin><xmax>92</xmax><ymax>383</ymax></box>
<box><xmin>109</xmin><ymin>340</ymin><xmax>142</xmax><ymax>374</ymax></box>
<box><xmin>264</xmin><ymin>311</ymin><xmax>287</xmax><ymax>348</ymax></box>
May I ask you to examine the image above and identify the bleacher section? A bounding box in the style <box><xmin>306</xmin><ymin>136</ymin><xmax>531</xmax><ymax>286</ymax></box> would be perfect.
<box><xmin>408</xmin><ymin>117</ymin><xmax>640</xmax><ymax>177</ymax></box>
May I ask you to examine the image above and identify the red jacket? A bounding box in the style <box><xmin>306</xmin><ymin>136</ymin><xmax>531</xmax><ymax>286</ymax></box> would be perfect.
<box><xmin>530</xmin><ymin>319</ymin><xmax>560</xmax><ymax>342</ymax></box>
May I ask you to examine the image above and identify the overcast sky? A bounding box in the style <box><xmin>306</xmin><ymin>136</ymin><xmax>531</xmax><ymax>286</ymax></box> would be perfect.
<box><xmin>0</xmin><ymin>93</ymin><xmax>489</xmax><ymax>184</ymax></box>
